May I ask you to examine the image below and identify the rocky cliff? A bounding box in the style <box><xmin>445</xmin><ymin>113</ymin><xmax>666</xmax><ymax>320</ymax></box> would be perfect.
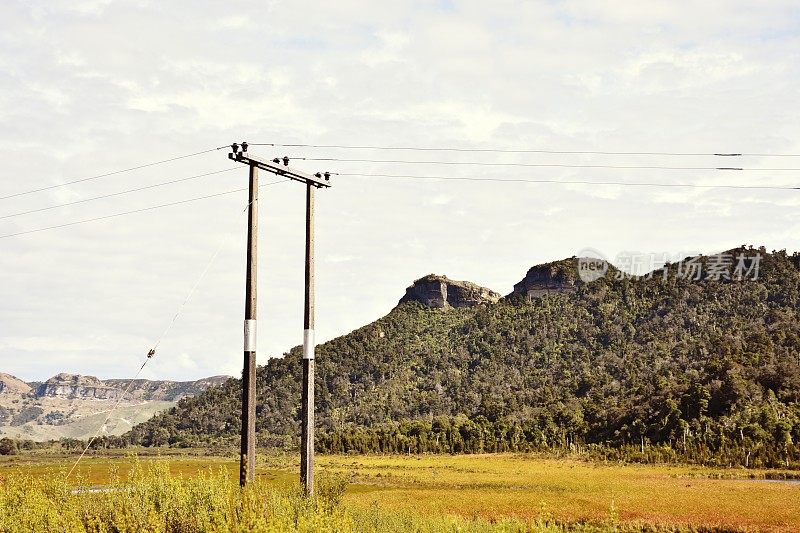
<box><xmin>103</xmin><ymin>376</ymin><xmax>230</xmax><ymax>401</ymax></box>
<box><xmin>32</xmin><ymin>374</ymin><xmax>230</xmax><ymax>401</ymax></box>
<box><xmin>509</xmin><ymin>259</ymin><xmax>580</xmax><ymax>299</ymax></box>
<box><xmin>35</xmin><ymin>373</ymin><xmax>123</xmax><ymax>400</ymax></box>
<box><xmin>0</xmin><ymin>372</ymin><xmax>231</xmax><ymax>441</ymax></box>
<box><xmin>399</xmin><ymin>274</ymin><xmax>501</xmax><ymax>309</ymax></box>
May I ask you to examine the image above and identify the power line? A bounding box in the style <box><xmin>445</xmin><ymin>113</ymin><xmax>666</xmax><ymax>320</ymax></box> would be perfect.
<box><xmin>0</xmin><ymin>168</ymin><xmax>238</xmax><ymax>221</ymax></box>
<box><xmin>299</xmin><ymin>157</ymin><xmax>800</xmax><ymax>172</ymax></box>
<box><xmin>151</xmin><ymin>198</ymin><xmax>255</xmax><ymax>355</ymax></box>
<box><xmin>0</xmin><ymin>145</ymin><xmax>229</xmax><ymax>202</ymax></box>
<box><xmin>0</xmin><ymin>180</ymin><xmax>286</xmax><ymax>240</ymax></box>
<box><xmin>335</xmin><ymin>172</ymin><xmax>800</xmax><ymax>191</ymax></box>
<box><xmin>250</xmin><ymin>142</ymin><xmax>800</xmax><ymax>158</ymax></box>
<box><xmin>67</xmin><ymin>197</ymin><xmax>254</xmax><ymax>480</ymax></box>
<box><xmin>66</xmin><ymin>354</ymin><xmax>151</xmax><ymax>479</ymax></box>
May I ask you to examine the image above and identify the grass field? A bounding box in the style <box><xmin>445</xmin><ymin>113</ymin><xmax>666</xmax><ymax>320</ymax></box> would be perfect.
<box><xmin>1</xmin><ymin>451</ymin><xmax>798</xmax><ymax>532</ymax></box>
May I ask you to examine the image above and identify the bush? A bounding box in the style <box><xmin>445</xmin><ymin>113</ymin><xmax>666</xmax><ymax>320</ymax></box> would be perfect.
<box><xmin>0</xmin><ymin>461</ymin><xmax>353</xmax><ymax>532</ymax></box>
<box><xmin>0</xmin><ymin>438</ymin><xmax>18</xmax><ymax>456</ymax></box>
<box><xmin>316</xmin><ymin>471</ymin><xmax>350</xmax><ymax>508</ymax></box>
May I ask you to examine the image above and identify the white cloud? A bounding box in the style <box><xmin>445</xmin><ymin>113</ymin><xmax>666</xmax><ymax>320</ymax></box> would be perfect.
<box><xmin>324</xmin><ymin>254</ymin><xmax>356</xmax><ymax>264</ymax></box>
<box><xmin>219</xmin><ymin>15</ymin><xmax>252</xmax><ymax>30</ymax></box>
<box><xmin>426</xmin><ymin>194</ymin><xmax>452</xmax><ymax>206</ymax></box>
<box><xmin>65</xmin><ymin>0</ymin><xmax>116</xmax><ymax>16</ymax></box>
<box><xmin>0</xmin><ymin>0</ymin><xmax>798</xmax><ymax>381</ymax></box>
<box><xmin>360</xmin><ymin>30</ymin><xmax>411</xmax><ymax>66</ymax></box>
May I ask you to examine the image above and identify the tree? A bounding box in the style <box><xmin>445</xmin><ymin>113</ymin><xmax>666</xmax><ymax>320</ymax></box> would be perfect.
<box><xmin>0</xmin><ymin>438</ymin><xmax>18</xmax><ymax>455</ymax></box>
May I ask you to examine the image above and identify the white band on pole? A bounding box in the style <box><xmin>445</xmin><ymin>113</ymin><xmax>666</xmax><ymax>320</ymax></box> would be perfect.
<box><xmin>303</xmin><ymin>329</ymin><xmax>315</xmax><ymax>360</ymax></box>
<box><xmin>244</xmin><ymin>319</ymin><xmax>257</xmax><ymax>352</ymax></box>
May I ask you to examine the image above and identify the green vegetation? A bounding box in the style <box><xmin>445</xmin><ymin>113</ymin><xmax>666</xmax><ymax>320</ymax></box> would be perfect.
<box><xmin>0</xmin><ymin>439</ymin><xmax>17</xmax><ymax>456</ymax></box>
<box><xmin>0</xmin><ymin>458</ymin><xmax>615</xmax><ymax>532</ymax></box>
<box><xmin>0</xmin><ymin>460</ymin><xmax>354</xmax><ymax>532</ymax></box>
<box><xmin>122</xmin><ymin>247</ymin><xmax>800</xmax><ymax>469</ymax></box>
<box><xmin>2</xmin><ymin>454</ymin><xmax>799</xmax><ymax>532</ymax></box>
<box><xmin>9</xmin><ymin>406</ymin><xmax>42</xmax><ymax>426</ymax></box>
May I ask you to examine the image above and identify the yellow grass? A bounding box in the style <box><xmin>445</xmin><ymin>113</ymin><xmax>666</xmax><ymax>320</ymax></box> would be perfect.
<box><xmin>2</xmin><ymin>452</ymin><xmax>798</xmax><ymax>532</ymax></box>
<box><xmin>322</xmin><ymin>454</ymin><xmax>800</xmax><ymax>532</ymax></box>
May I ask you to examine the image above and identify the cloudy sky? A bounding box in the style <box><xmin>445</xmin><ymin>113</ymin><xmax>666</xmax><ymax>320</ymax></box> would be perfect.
<box><xmin>1</xmin><ymin>1</ymin><xmax>799</xmax><ymax>382</ymax></box>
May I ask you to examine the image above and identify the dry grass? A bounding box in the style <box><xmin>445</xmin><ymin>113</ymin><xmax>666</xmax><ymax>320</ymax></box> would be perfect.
<box><xmin>2</xmin><ymin>452</ymin><xmax>798</xmax><ymax>532</ymax></box>
<box><xmin>320</xmin><ymin>454</ymin><xmax>800</xmax><ymax>532</ymax></box>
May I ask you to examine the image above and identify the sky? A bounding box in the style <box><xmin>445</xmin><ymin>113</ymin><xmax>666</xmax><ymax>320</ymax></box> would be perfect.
<box><xmin>0</xmin><ymin>0</ymin><xmax>799</xmax><ymax>382</ymax></box>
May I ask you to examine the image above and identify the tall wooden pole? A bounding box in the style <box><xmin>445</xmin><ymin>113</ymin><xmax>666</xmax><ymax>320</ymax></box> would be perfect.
<box><xmin>240</xmin><ymin>163</ymin><xmax>258</xmax><ymax>487</ymax></box>
<box><xmin>228</xmin><ymin>143</ymin><xmax>329</xmax><ymax>490</ymax></box>
<box><xmin>300</xmin><ymin>183</ymin><xmax>315</xmax><ymax>495</ymax></box>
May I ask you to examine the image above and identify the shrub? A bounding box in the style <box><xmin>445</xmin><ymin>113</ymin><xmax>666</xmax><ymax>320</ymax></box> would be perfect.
<box><xmin>0</xmin><ymin>438</ymin><xmax>18</xmax><ymax>456</ymax></box>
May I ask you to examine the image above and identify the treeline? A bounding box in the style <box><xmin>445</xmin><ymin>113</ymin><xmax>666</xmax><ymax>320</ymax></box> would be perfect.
<box><xmin>87</xmin><ymin>410</ymin><xmax>799</xmax><ymax>469</ymax></box>
<box><xmin>315</xmin><ymin>415</ymin><xmax>797</xmax><ymax>469</ymax></box>
<box><xmin>0</xmin><ymin>437</ymin><xmax>73</xmax><ymax>455</ymax></box>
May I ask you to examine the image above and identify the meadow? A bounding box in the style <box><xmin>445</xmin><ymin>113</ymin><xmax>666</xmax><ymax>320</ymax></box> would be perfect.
<box><xmin>1</xmin><ymin>451</ymin><xmax>798</xmax><ymax>532</ymax></box>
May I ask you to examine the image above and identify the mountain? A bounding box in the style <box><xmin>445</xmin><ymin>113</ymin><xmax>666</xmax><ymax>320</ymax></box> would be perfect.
<box><xmin>0</xmin><ymin>373</ymin><xmax>229</xmax><ymax>441</ymax></box>
<box><xmin>125</xmin><ymin>246</ymin><xmax>800</xmax><ymax>468</ymax></box>
<box><xmin>399</xmin><ymin>274</ymin><xmax>501</xmax><ymax>308</ymax></box>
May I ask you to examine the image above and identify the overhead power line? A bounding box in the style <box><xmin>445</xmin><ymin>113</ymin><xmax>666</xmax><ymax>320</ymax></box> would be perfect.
<box><xmin>335</xmin><ymin>172</ymin><xmax>800</xmax><ymax>191</ymax></box>
<box><xmin>251</xmin><ymin>142</ymin><xmax>800</xmax><ymax>158</ymax></box>
<box><xmin>0</xmin><ymin>145</ymin><xmax>229</xmax><ymax>202</ymax></box>
<box><xmin>0</xmin><ymin>168</ymin><xmax>238</xmax><ymax>221</ymax></box>
<box><xmin>67</xmin><ymin>195</ymin><xmax>254</xmax><ymax>480</ymax></box>
<box><xmin>299</xmin><ymin>157</ymin><xmax>800</xmax><ymax>172</ymax></box>
<box><xmin>0</xmin><ymin>180</ymin><xmax>286</xmax><ymax>240</ymax></box>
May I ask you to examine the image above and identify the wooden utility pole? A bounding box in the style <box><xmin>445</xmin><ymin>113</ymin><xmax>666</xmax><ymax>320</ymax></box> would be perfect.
<box><xmin>228</xmin><ymin>142</ymin><xmax>330</xmax><ymax>494</ymax></box>
<box><xmin>300</xmin><ymin>183</ymin><xmax>315</xmax><ymax>496</ymax></box>
<box><xmin>240</xmin><ymin>161</ymin><xmax>258</xmax><ymax>487</ymax></box>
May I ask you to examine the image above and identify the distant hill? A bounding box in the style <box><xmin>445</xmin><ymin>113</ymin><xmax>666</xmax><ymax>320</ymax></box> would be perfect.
<box><xmin>0</xmin><ymin>373</ymin><xmax>229</xmax><ymax>441</ymax></box>
<box><xmin>126</xmin><ymin>246</ymin><xmax>800</xmax><ymax>468</ymax></box>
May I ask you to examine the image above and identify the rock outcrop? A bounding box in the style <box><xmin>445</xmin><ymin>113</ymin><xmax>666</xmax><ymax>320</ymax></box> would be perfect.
<box><xmin>34</xmin><ymin>374</ymin><xmax>231</xmax><ymax>401</ymax></box>
<box><xmin>509</xmin><ymin>259</ymin><xmax>579</xmax><ymax>299</ymax></box>
<box><xmin>104</xmin><ymin>376</ymin><xmax>230</xmax><ymax>402</ymax></box>
<box><xmin>35</xmin><ymin>373</ymin><xmax>123</xmax><ymax>400</ymax></box>
<box><xmin>399</xmin><ymin>274</ymin><xmax>500</xmax><ymax>309</ymax></box>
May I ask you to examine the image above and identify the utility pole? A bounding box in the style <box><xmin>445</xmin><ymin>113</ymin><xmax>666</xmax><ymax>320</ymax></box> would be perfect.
<box><xmin>241</xmin><ymin>156</ymin><xmax>258</xmax><ymax>487</ymax></box>
<box><xmin>301</xmin><ymin>182</ymin><xmax>315</xmax><ymax>495</ymax></box>
<box><xmin>228</xmin><ymin>142</ymin><xmax>330</xmax><ymax>493</ymax></box>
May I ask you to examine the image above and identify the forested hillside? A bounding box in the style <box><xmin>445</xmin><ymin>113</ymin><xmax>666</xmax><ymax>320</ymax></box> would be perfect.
<box><xmin>124</xmin><ymin>246</ymin><xmax>800</xmax><ymax>468</ymax></box>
